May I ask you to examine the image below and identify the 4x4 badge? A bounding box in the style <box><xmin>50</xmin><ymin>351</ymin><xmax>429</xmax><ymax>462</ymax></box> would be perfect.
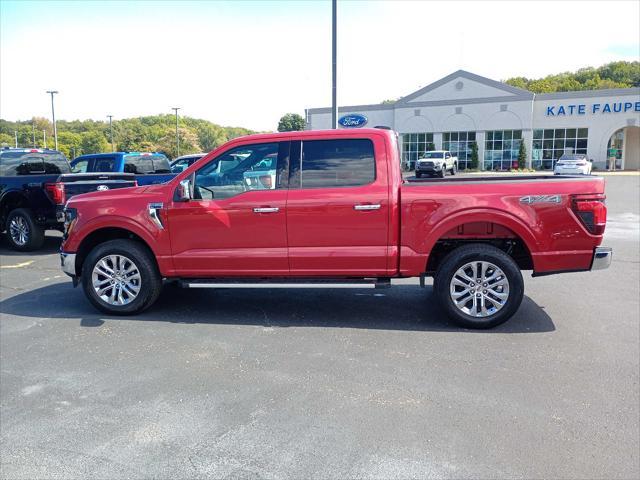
<box><xmin>520</xmin><ymin>195</ymin><xmax>561</xmax><ymax>205</ymax></box>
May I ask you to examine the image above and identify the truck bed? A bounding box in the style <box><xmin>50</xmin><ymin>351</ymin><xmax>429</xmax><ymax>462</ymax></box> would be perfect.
<box><xmin>399</xmin><ymin>174</ymin><xmax>606</xmax><ymax>276</ymax></box>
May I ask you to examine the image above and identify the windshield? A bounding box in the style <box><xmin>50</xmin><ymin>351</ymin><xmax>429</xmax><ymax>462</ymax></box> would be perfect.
<box><xmin>421</xmin><ymin>152</ymin><xmax>444</xmax><ymax>159</ymax></box>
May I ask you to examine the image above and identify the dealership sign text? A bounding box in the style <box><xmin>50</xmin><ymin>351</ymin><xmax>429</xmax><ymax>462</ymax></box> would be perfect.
<box><xmin>546</xmin><ymin>101</ymin><xmax>640</xmax><ymax>116</ymax></box>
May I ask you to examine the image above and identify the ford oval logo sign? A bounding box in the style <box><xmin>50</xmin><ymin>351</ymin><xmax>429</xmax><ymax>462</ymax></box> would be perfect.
<box><xmin>338</xmin><ymin>114</ymin><xmax>368</xmax><ymax>128</ymax></box>
<box><xmin>96</xmin><ymin>185</ymin><xmax>109</xmax><ymax>191</ymax></box>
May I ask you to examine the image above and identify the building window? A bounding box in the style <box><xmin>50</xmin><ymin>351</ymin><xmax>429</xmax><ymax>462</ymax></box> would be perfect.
<box><xmin>484</xmin><ymin>130</ymin><xmax>522</xmax><ymax>171</ymax></box>
<box><xmin>532</xmin><ymin>128</ymin><xmax>588</xmax><ymax>170</ymax></box>
<box><xmin>443</xmin><ymin>131</ymin><xmax>476</xmax><ymax>170</ymax></box>
<box><xmin>401</xmin><ymin>133</ymin><xmax>434</xmax><ymax>170</ymax></box>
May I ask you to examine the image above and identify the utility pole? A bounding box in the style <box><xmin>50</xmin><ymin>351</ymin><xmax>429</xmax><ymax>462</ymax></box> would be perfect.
<box><xmin>171</xmin><ymin>107</ymin><xmax>180</xmax><ymax>157</ymax></box>
<box><xmin>14</xmin><ymin>131</ymin><xmax>18</xmax><ymax>148</ymax></box>
<box><xmin>32</xmin><ymin>122</ymin><xmax>36</xmax><ymax>147</ymax></box>
<box><xmin>107</xmin><ymin>115</ymin><xmax>114</xmax><ymax>151</ymax></box>
<box><xmin>46</xmin><ymin>90</ymin><xmax>59</xmax><ymax>150</ymax></box>
<box><xmin>43</xmin><ymin>130</ymin><xmax>47</xmax><ymax>149</ymax></box>
<box><xmin>331</xmin><ymin>0</ymin><xmax>338</xmax><ymax>129</ymax></box>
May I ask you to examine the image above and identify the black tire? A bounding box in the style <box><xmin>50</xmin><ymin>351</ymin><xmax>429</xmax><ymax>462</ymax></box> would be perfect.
<box><xmin>433</xmin><ymin>244</ymin><xmax>524</xmax><ymax>329</ymax></box>
<box><xmin>82</xmin><ymin>239</ymin><xmax>162</xmax><ymax>315</ymax></box>
<box><xmin>451</xmin><ymin>163</ymin><xmax>457</xmax><ymax>175</ymax></box>
<box><xmin>5</xmin><ymin>208</ymin><xmax>45</xmax><ymax>251</ymax></box>
<box><xmin>438</xmin><ymin>168</ymin><xmax>445</xmax><ymax>178</ymax></box>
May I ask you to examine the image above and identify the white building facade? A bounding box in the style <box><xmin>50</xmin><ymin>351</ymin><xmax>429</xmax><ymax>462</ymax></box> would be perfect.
<box><xmin>306</xmin><ymin>70</ymin><xmax>640</xmax><ymax>171</ymax></box>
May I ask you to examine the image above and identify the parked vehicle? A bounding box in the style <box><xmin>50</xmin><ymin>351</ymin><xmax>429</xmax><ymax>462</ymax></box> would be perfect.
<box><xmin>71</xmin><ymin>152</ymin><xmax>175</xmax><ymax>185</ymax></box>
<box><xmin>416</xmin><ymin>150</ymin><xmax>457</xmax><ymax>178</ymax></box>
<box><xmin>60</xmin><ymin>128</ymin><xmax>611</xmax><ymax>328</ymax></box>
<box><xmin>554</xmin><ymin>154</ymin><xmax>592</xmax><ymax>175</ymax></box>
<box><xmin>170</xmin><ymin>153</ymin><xmax>206</xmax><ymax>173</ymax></box>
<box><xmin>0</xmin><ymin>148</ymin><xmax>135</xmax><ymax>251</ymax></box>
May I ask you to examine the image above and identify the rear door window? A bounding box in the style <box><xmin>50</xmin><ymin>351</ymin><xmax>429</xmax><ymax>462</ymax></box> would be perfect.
<box><xmin>90</xmin><ymin>157</ymin><xmax>116</xmax><ymax>172</ymax></box>
<box><xmin>292</xmin><ymin>139</ymin><xmax>375</xmax><ymax>189</ymax></box>
<box><xmin>124</xmin><ymin>154</ymin><xmax>171</xmax><ymax>174</ymax></box>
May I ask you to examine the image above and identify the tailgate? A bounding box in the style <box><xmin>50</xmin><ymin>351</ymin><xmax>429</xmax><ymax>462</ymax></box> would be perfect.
<box><xmin>58</xmin><ymin>172</ymin><xmax>137</xmax><ymax>201</ymax></box>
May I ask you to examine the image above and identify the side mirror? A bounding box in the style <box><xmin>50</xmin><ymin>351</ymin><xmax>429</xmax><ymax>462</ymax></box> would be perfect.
<box><xmin>174</xmin><ymin>178</ymin><xmax>192</xmax><ymax>202</ymax></box>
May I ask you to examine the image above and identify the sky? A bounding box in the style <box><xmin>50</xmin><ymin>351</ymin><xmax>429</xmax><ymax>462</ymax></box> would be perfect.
<box><xmin>1</xmin><ymin>0</ymin><xmax>639</xmax><ymax>132</ymax></box>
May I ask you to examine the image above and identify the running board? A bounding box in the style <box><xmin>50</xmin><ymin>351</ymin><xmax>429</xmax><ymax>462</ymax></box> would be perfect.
<box><xmin>180</xmin><ymin>278</ymin><xmax>391</xmax><ymax>289</ymax></box>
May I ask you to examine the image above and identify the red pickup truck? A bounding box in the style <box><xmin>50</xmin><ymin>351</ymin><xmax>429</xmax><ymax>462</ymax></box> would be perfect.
<box><xmin>60</xmin><ymin>128</ymin><xmax>611</xmax><ymax>328</ymax></box>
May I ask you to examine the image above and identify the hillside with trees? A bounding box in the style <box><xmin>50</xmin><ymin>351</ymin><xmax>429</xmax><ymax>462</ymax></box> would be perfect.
<box><xmin>0</xmin><ymin>115</ymin><xmax>255</xmax><ymax>160</ymax></box>
<box><xmin>504</xmin><ymin>61</ymin><xmax>640</xmax><ymax>93</ymax></box>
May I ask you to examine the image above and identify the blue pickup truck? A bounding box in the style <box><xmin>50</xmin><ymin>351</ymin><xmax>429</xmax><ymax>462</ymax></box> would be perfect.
<box><xmin>70</xmin><ymin>152</ymin><xmax>175</xmax><ymax>185</ymax></box>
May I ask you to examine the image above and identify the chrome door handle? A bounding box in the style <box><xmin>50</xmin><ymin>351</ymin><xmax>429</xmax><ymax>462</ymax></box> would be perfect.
<box><xmin>354</xmin><ymin>204</ymin><xmax>381</xmax><ymax>211</ymax></box>
<box><xmin>253</xmin><ymin>207</ymin><xmax>279</xmax><ymax>213</ymax></box>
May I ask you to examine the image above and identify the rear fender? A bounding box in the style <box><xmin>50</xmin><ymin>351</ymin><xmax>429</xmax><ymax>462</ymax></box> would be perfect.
<box><xmin>420</xmin><ymin>208</ymin><xmax>539</xmax><ymax>258</ymax></box>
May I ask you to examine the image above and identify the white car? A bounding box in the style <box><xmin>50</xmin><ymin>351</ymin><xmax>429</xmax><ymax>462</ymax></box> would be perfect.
<box><xmin>554</xmin><ymin>154</ymin><xmax>592</xmax><ymax>175</ymax></box>
<box><xmin>415</xmin><ymin>150</ymin><xmax>458</xmax><ymax>178</ymax></box>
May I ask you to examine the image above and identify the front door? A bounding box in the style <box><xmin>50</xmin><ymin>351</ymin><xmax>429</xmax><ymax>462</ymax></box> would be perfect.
<box><xmin>286</xmin><ymin>136</ymin><xmax>390</xmax><ymax>276</ymax></box>
<box><xmin>167</xmin><ymin>141</ymin><xmax>290</xmax><ymax>276</ymax></box>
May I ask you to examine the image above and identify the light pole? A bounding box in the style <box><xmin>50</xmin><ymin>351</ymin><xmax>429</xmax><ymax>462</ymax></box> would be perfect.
<box><xmin>32</xmin><ymin>122</ymin><xmax>36</xmax><ymax>148</ymax></box>
<box><xmin>46</xmin><ymin>90</ymin><xmax>59</xmax><ymax>150</ymax></box>
<box><xmin>14</xmin><ymin>131</ymin><xmax>18</xmax><ymax>148</ymax></box>
<box><xmin>171</xmin><ymin>107</ymin><xmax>180</xmax><ymax>157</ymax></box>
<box><xmin>331</xmin><ymin>0</ymin><xmax>338</xmax><ymax>129</ymax></box>
<box><xmin>43</xmin><ymin>130</ymin><xmax>47</xmax><ymax>149</ymax></box>
<box><xmin>107</xmin><ymin>115</ymin><xmax>114</xmax><ymax>151</ymax></box>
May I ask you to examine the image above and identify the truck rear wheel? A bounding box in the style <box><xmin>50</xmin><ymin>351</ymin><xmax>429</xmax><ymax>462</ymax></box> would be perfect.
<box><xmin>433</xmin><ymin>244</ymin><xmax>524</xmax><ymax>329</ymax></box>
<box><xmin>5</xmin><ymin>208</ymin><xmax>45</xmax><ymax>251</ymax></box>
<box><xmin>82</xmin><ymin>239</ymin><xmax>162</xmax><ymax>315</ymax></box>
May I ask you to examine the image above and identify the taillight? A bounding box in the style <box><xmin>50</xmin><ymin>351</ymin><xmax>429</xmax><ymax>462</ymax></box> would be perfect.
<box><xmin>45</xmin><ymin>182</ymin><xmax>66</xmax><ymax>205</ymax></box>
<box><xmin>572</xmin><ymin>196</ymin><xmax>606</xmax><ymax>235</ymax></box>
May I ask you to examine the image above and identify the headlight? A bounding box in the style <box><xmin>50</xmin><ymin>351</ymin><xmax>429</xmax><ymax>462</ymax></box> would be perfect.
<box><xmin>63</xmin><ymin>207</ymin><xmax>78</xmax><ymax>237</ymax></box>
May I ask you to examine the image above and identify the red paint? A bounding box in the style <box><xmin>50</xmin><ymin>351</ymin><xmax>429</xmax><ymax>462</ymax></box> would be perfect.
<box><xmin>62</xmin><ymin>128</ymin><xmax>607</xmax><ymax>279</ymax></box>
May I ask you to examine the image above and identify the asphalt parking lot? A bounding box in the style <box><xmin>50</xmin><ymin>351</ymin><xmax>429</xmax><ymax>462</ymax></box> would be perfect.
<box><xmin>1</xmin><ymin>174</ymin><xmax>638</xmax><ymax>479</ymax></box>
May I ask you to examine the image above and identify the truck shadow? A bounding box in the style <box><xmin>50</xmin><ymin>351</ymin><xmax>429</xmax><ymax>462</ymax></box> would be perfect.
<box><xmin>0</xmin><ymin>233</ymin><xmax>62</xmax><ymax>257</ymax></box>
<box><xmin>0</xmin><ymin>282</ymin><xmax>555</xmax><ymax>333</ymax></box>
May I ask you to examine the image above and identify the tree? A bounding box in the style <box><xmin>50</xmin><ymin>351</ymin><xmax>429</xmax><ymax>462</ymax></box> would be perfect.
<box><xmin>470</xmin><ymin>141</ymin><xmax>479</xmax><ymax>169</ymax></box>
<box><xmin>504</xmin><ymin>61</ymin><xmax>640</xmax><ymax>93</ymax></box>
<box><xmin>277</xmin><ymin>113</ymin><xmax>306</xmax><ymax>132</ymax></box>
<box><xmin>517</xmin><ymin>140</ymin><xmax>527</xmax><ymax>169</ymax></box>
<box><xmin>80</xmin><ymin>131</ymin><xmax>110</xmax><ymax>154</ymax></box>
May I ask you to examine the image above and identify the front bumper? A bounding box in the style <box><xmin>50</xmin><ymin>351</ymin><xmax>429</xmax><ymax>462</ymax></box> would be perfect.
<box><xmin>60</xmin><ymin>252</ymin><xmax>77</xmax><ymax>277</ymax></box>
<box><xmin>416</xmin><ymin>163</ymin><xmax>443</xmax><ymax>173</ymax></box>
<box><xmin>592</xmin><ymin>247</ymin><xmax>612</xmax><ymax>270</ymax></box>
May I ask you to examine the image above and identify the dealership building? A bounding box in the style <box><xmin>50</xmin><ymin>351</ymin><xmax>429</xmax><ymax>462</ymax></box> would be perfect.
<box><xmin>306</xmin><ymin>70</ymin><xmax>640</xmax><ymax>171</ymax></box>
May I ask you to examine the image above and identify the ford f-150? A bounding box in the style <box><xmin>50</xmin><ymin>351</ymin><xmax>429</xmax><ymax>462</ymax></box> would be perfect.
<box><xmin>59</xmin><ymin>128</ymin><xmax>611</xmax><ymax>328</ymax></box>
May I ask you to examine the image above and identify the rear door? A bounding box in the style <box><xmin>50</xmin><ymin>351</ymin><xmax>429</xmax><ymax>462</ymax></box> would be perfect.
<box><xmin>286</xmin><ymin>135</ymin><xmax>390</xmax><ymax>276</ymax></box>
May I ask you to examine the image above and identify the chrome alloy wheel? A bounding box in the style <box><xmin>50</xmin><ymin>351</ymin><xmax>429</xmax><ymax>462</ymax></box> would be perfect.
<box><xmin>9</xmin><ymin>215</ymin><xmax>29</xmax><ymax>246</ymax></box>
<box><xmin>91</xmin><ymin>255</ymin><xmax>141</xmax><ymax>306</ymax></box>
<box><xmin>449</xmin><ymin>261</ymin><xmax>510</xmax><ymax>318</ymax></box>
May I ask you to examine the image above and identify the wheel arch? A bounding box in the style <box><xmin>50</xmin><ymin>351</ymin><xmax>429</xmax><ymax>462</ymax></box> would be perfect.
<box><xmin>0</xmin><ymin>191</ymin><xmax>29</xmax><ymax>226</ymax></box>
<box><xmin>423</xmin><ymin>209</ymin><xmax>537</xmax><ymax>273</ymax></box>
<box><xmin>74</xmin><ymin>225</ymin><xmax>158</xmax><ymax>277</ymax></box>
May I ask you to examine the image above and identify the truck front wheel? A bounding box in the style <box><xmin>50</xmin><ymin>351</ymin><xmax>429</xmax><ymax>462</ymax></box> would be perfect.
<box><xmin>81</xmin><ymin>239</ymin><xmax>162</xmax><ymax>315</ymax></box>
<box><xmin>433</xmin><ymin>244</ymin><xmax>524</xmax><ymax>329</ymax></box>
